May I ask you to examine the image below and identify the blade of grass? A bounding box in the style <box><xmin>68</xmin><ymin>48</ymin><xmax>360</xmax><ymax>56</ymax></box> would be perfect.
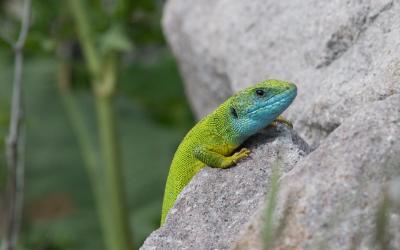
<box><xmin>374</xmin><ymin>193</ymin><xmax>391</xmax><ymax>250</ymax></box>
<box><xmin>262</xmin><ymin>157</ymin><xmax>281</xmax><ymax>250</ymax></box>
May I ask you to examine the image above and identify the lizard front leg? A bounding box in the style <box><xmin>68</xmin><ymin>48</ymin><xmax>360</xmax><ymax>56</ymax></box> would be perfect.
<box><xmin>270</xmin><ymin>115</ymin><xmax>293</xmax><ymax>128</ymax></box>
<box><xmin>193</xmin><ymin>146</ymin><xmax>250</xmax><ymax>168</ymax></box>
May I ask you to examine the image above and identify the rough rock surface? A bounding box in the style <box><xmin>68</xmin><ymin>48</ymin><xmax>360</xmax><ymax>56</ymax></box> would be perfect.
<box><xmin>163</xmin><ymin>0</ymin><xmax>400</xmax><ymax>147</ymax></box>
<box><xmin>141</xmin><ymin>125</ymin><xmax>311</xmax><ymax>250</ymax></box>
<box><xmin>144</xmin><ymin>0</ymin><xmax>400</xmax><ymax>249</ymax></box>
<box><xmin>233</xmin><ymin>94</ymin><xmax>400</xmax><ymax>250</ymax></box>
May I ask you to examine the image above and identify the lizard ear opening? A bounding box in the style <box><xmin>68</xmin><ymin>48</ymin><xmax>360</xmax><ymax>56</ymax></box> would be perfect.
<box><xmin>230</xmin><ymin>107</ymin><xmax>238</xmax><ymax>119</ymax></box>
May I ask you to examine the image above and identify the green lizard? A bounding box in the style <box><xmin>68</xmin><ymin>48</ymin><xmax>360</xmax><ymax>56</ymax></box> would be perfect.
<box><xmin>160</xmin><ymin>79</ymin><xmax>297</xmax><ymax>225</ymax></box>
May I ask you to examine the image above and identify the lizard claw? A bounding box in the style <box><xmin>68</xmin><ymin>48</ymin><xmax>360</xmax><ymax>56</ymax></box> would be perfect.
<box><xmin>269</xmin><ymin>115</ymin><xmax>293</xmax><ymax>128</ymax></box>
<box><xmin>231</xmin><ymin>148</ymin><xmax>251</xmax><ymax>163</ymax></box>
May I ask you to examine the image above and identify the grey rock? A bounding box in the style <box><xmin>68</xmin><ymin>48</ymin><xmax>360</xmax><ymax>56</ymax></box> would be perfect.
<box><xmin>388</xmin><ymin>177</ymin><xmax>400</xmax><ymax>209</ymax></box>
<box><xmin>141</xmin><ymin>125</ymin><xmax>311</xmax><ymax>250</ymax></box>
<box><xmin>233</xmin><ymin>94</ymin><xmax>400</xmax><ymax>250</ymax></box>
<box><xmin>157</xmin><ymin>1</ymin><xmax>400</xmax><ymax>249</ymax></box>
<box><xmin>163</xmin><ymin>0</ymin><xmax>400</xmax><ymax>147</ymax></box>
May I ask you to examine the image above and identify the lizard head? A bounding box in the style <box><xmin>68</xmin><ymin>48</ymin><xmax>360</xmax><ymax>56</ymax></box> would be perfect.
<box><xmin>228</xmin><ymin>79</ymin><xmax>297</xmax><ymax>138</ymax></box>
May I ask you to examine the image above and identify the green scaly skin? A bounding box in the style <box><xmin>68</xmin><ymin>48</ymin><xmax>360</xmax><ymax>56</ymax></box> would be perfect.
<box><xmin>160</xmin><ymin>79</ymin><xmax>297</xmax><ymax>225</ymax></box>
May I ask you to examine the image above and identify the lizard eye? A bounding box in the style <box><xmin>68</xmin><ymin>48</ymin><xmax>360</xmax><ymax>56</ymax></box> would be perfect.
<box><xmin>255</xmin><ymin>89</ymin><xmax>266</xmax><ymax>97</ymax></box>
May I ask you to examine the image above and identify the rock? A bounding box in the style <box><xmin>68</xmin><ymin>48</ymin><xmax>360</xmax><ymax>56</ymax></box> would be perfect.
<box><xmin>155</xmin><ymin>1</ymin><xmax>400</xmax><ymax>249</ymax></box>
<box><xmin>163</xmin><ymin>0</ymin><xmax>400</xmax><ymax>147</ymax></box>
<box><xmin>233</xmin><ymin>94</ymin><xmax>400</xmax><ymax>250</ymax></box>
<box><xmin>141</xmin><ymin>124</ymin><xmax>311</xmax><ymax>250</ymax></box>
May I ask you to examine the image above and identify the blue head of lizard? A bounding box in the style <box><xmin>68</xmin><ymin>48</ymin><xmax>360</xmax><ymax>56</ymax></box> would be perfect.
<box><xmin>227</xmin><ymin>79</ymin><xmax>297</xmax><ymax>142</ymax></box>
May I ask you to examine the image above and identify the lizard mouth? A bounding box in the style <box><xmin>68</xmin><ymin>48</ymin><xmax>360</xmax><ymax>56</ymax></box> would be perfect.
<box><xmin>247</xmin><ymin>87</ymin><xmax>297</xmax><ymax>116</ymax></box>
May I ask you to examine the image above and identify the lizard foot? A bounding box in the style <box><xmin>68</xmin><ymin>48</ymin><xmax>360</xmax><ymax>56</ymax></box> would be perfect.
<box><xmin>231</xmin><ymin>148</ymin><xmax>251</xmax><ymax>164</ymax></box>
<box><xmin>269</xmin><ymin>115</ymin><xmax>293</xmax><ymax>128</ymax></box>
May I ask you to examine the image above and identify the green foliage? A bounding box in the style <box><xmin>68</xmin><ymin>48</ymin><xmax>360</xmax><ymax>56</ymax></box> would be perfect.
<box><xmin>120</xmin><ymin>50</ymin><xmax>194</xmax><ymax>128</ymax></box>
<box><xmin>0</xmin><ymin>51</ymin><xmax>10</xmax><ymax>191</ymax></box>
<box><xmin>99</xmin><ymin>24</ymin><xmax>133</xmax><ymax>55</ymax></box>
<box><xmin>0</xmin><ymin>0</ymin><xmax>194</xmax><ymax>249</ymax></box>
<box><xmin>0</xmin><ymin>53</ymin><xmax>191</xmax><ymax>249</ymax></box>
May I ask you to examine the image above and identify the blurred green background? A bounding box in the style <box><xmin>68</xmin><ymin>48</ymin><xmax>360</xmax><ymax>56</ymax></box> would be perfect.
<box><xmin>0</xmin><ymin>0</ymin><xmax>194</xmax><ymax>249</ymax></box>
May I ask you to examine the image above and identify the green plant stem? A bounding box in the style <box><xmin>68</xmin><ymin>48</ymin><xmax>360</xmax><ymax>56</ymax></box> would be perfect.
<box><xmin>58</xmin><ymin>62</ymin><xmax>98</xmax><ymax>186</ymax></box>
<box><xmin>68</xmin><ymin>0</ymin><xmax>100</xmax><ymax>77</ymax></box>
<box><xmin>95</xmin><ymin>54</ymin><xmax>132</xmax><ymax>250</ymax></box>
<box><xmin>95</xmin><ymin>95</ymin><xmax>132</xmax><ymax>250</ymax></box>
<box><xmin>61</xmin><ymin>93</ymin><xmax>116</xmax><ymax>244</ymax></box>
<box><xmin>2</xmin><ymin>0</ymin><xmax>31</xmax><ymax>249</ymax></box>
<box><xmin>67</xmin><ymin>1</ymin><xmax>134</xmax><ymax>249</ymax></box>
<box><xmin>57</xmin><ymin>61</ymin><xmax>115</xmax><ymax>250</ymax></box>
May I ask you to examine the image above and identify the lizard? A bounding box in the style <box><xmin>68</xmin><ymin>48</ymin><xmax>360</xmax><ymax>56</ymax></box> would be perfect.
<box><xmin>160</xmin><ymin>79</ymin><xmax>297</xmax><ymax>225</ymax></box>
